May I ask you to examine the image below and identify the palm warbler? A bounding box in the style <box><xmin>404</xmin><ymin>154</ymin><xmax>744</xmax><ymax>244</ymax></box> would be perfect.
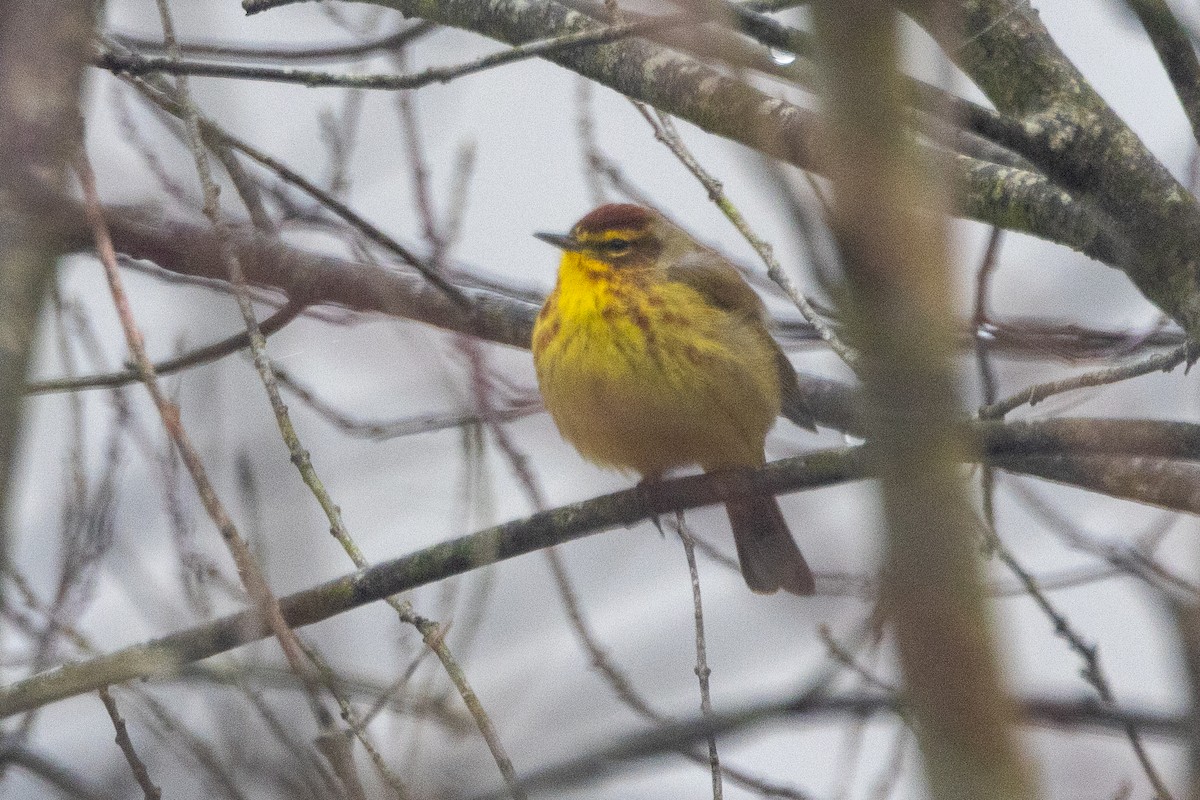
<box><xmin>532</xmin><ymin>204</ymin><xmax>817</xmax><ymax>595</ymax></box>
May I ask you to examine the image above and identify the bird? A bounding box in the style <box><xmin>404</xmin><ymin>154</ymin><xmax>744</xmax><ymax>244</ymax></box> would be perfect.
<box><xmin>531</xmin><ymin>203</ymin><xmax>817</xmax><ymax>595</ymax></box>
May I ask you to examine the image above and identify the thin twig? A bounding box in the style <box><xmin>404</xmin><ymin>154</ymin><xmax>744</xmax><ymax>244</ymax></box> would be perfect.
<box><xmin>295</xmin><ymin>639</ymin><xmax>405</xmax><ymax>799</ymax></box>
<box><xmin>319</xmin><ymin>88</ymin><xmax>365</xmax><ymax>198</ymax></box>
<box><xmin>139</xmin><ymin>686</ymin><xmax>253</xmax><ymax>800</ymax></box>
<box><xmin>112</xmin><ymin>22</ymin><xmax>436</xmax><ymax>63</ymax></box>
<box><xmin>573</xmin><ymin>93</ymin><xmax>656</xmax><ymax>207</ymax></box>
<box><xmin>575</xmin><ymin>79</ymin><xmax>608</xmax><ymax>207</ymax></box>
<box><xmin>159</xmin><ymin>9</ymin><xmax>480</xmax><ymax>794</ymax></box>
<box><xmin>14</xmin><ymin>566</ymin><xmax>341</xmax><ymax>797</ymax></box>
<box><xmin>583</xmin><ymin>575</ymin><xmax>863</xmax><ymax>798</ymax></box>
<box><xmin>98</xmin><ymin>12</ymin><xmax>700</xmax><ymax>91</ymax></box>
<box><xmin>232</xmin><ymin>673</ymin><xmax>342</xmax><ymax>793</ymax></box>
<box><xmin>27</xmin><ymin>301</ymin><xmax>304</xmax><ymax>394</ymax></box>
<box><xmin>818</xmin><ymin>626</ymin><xmax>898</xmax><ymax>696</ymax></box>
<box><xmin>1125</xmin><ymin>0</ymin><xmax>1200</xmax><ymax>145</ymax></box>
<box><xmin>111</xmin><ymin>60</ymin><xmax>471</xmax><ymax>307</ymax></box>
<box><xmin>78</xmin><ymin>144</ymin><xmax>328</xmax><ymax>754</ymax></box>
<box><xmin>97</xmin><ymin>687</ymin><xmax>162</xmax><ymax>800</ymax></box>
<box><xmin>1008</xmin><ymin>480</ymin><xmax>1200</xmax><ymax>599</ymax></box>
<box><xmin>541</xmin><ymin>550</ymin><xmax>814</xmax><ymax>798</ymax></box>
<box><xmin>0</xmin><ymin>747</ymin><xmax>106</xmax><ymax>800</ymax></box>
<box><xmin>973</xmin><ymin>227</ymin><xmax>1005</xmax><ymax>404</ymax></box>
<box><xmin>111</xmin><ymin>82</ymin><xmax>192</xmax><ymax>204</ymax></box>
<box><xmin>674</xmin><ymin>516</ymin><xmax>723</xmax><ymax>800</ymax></box>
<box><xmin>973</xmin><ymin>227</ymin><xmax>1005</xmax><ymax>557</ymax></box>
<box><xmin>385</xmin><ymin>83</ymin><xmax>529</xmax><ymax>800</ymax></box>
<box><xmin>102</xmin><ymin>0</ymin><xmax>339</xmax><ymax>754</ymax></box>
<box><xmin>272</xmin><ymin>359</ymin><xmax>544</xmax><ymax>439</ymax></box>
<box><xmin>414</xmin><ymin>610</ymin><xmax>528</xmax><ymax>800</ymax></box>
<box><xmin>156</xmin><ymin>0</ymin><xmax>354</xmax><ymax>679</ymax></box>
<box><xmin>478</xmin><ymin>682</ymin><xmax>1186</xmax><ymax>800</ymax></box>
<box><xmin>354</xmin><ymin>654</ymin><xmax>429</xmax><ymax>730</ymax></box>
<box><xmin>639</xmin><ymin>107</ymin><xmax>858</xmax><ymax>367</ymax></box>
<box><xmin>984</xmin><ymin>521</ymin><xmax>1174</xmax><ymax>799</ymax></box>
<box><xmin>979</xmin><ymin>343</ymin><xmax>1190</xmax><ymax>419</ymax></box>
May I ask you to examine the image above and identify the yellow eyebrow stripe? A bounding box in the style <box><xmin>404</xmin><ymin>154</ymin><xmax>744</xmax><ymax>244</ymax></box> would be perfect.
<box><xmin>577</xmin><ymin>228</ymin><xmax>641</xmax><ymax>242</ymax></box>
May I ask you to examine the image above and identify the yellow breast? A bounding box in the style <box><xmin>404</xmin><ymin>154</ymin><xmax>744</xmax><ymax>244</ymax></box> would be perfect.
<box><xmin>532</xmin><ymin>252</ymin><xmax>781</xmax><ymax>478</ymax></box>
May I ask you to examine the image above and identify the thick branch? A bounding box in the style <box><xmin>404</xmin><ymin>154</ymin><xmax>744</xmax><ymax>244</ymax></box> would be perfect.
<box><xmin>73</xmin><ymin>203</ymin><xmax>540</xmax><ymax>350</ymax></box>
<box><xmin>51</xmin><ymin>205</ymin><xmax>1200</xmax><ymax>446</ymax></box>
<box><xmin>2</xmin><ymin>434</ymin><xmax>1198</xmax><ymax>717</ymax></box>
<box><xmin>0</xmin><ymin>449</ymin><xmax>865</xmax><ymax>719</ymax></box>
<box><xmin>916</xmin><ymin>0</ymin><xmax>1200</xmax><ymax>336</ymax></box>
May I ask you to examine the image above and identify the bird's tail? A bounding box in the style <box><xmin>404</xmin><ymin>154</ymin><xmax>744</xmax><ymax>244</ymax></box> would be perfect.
<box><xmin>726</xmin><ymin>495</ymin><xmax>815</xmax><ymax>596</ymax></box>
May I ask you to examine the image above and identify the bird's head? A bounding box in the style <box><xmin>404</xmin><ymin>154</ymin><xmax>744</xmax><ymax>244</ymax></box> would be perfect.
<box><xmin>535</xmin><ymin>204</ymin><xmax>693</xmax><ymax>270</ymax></box>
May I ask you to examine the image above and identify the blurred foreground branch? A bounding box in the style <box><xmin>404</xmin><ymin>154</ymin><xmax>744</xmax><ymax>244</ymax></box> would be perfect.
<box><xmin>0</xmin><ymin>0</ymin><xmax>92</xmax><ymax>581</ymax></box>
<box><xmin>815</xmin><ymin>2</ymin><xmax>1029</xmax><ymax>797</ymax></box>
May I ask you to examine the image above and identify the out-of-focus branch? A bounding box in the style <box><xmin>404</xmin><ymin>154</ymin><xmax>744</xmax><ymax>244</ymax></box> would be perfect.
<box><xmin>65</xmin><ymin>202</ymin><xmax>537</xmax><ymax>345</ymax></box>
<box><xmin>1170</xmin><ymin>601</ymin><xmax>1200</xmax><ymax>800</ymax></box>
<box><xmin>814</xmin><ymin>2</ymin><xmax>1031</xmax><ymax>799</ymax></box>
<box><xmin>993</xmin><ymin>454</ymin><xmax>1200</xmax><ymax>514</ymax></box>
<box><xmin>0</xmin><ymin>0</ymin><xmax>92</xmax><ymax>579</ymax></box>
<box><xmin>1124</xmin><ymin>0</ymin><xmax>1200</xmax><ymax>145</ymax></box>
<box><xmin>0</xmin><ymin>746</ymin><xmax>106</xmax><ymax>800</ymax></box>
<box><xmin>982</xmin><ymin>418</ymin><xmax>1200</xmax><ymax>463</ymax></box>
<box><xmin>480</xmin><ymin>692</ymin><xmax>1190</xmax><ymax>800</ymax></box>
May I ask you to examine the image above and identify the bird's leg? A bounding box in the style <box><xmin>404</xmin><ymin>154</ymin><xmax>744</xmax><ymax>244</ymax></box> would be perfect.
<box><xmin>637</xmin><ymin>475</ymin><xmax>667</xmax><ymax>538</ymax></box>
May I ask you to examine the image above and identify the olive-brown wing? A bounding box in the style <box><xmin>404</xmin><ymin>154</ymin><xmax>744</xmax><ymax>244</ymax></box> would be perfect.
<box><xmin>666</xmin><ymin>250</ymin><xmax>817</xmax><ymax>431</ymax></box>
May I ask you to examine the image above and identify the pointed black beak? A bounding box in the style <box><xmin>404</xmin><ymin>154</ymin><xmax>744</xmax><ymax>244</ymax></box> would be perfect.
<box><xmin>534</xmin><ymin>231</ymin><xmax>580</xmax><ymax>251</ymax></box>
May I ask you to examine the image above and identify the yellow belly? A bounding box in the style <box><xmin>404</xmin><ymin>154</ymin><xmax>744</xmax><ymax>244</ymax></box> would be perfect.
<box><xmin>532</xmin><ymin>270</ymin><xmax>781</xmax><ymax>477</ymax></box>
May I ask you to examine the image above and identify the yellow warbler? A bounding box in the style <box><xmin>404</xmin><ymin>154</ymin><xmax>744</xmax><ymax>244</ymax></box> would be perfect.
<box><xmin>532</xmin><ymin>204</ymin><xmax>816</xmax><ymax>595</ymax></box>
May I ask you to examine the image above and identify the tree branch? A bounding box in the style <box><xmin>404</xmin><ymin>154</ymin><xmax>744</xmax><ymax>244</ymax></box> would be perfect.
<box><xmin>1126</xmin><ymin>0</ymin><xmax>1200</xmax><ymax>146</ymax></box>
<box><xmin>915</xmin><ymin>0</ymin><xmax>1200</xmax><ymax>336</ymax></box>
<box><xmin>0</xmin><ymin>0</ymin><xmax>92</xmax><ymax>581</ymax></box>
<box><xmin>7</xmin><ymin>430</ymin><xmax>1200</xmax><ymax>719</ymax></box>
<box><xmin>240</xmin><ymin>0</ymin><xmax>1121</xmax><ymax>266</ymax></box>
<box><xmin>476</xmin><ymin>691</ymin><xmax>1192</xmax><ymax>800</ymax></box>
<box><xmin>0</xmin><ymin>449</ymin><xmax>865</xmax><ymax>719</ymax></box>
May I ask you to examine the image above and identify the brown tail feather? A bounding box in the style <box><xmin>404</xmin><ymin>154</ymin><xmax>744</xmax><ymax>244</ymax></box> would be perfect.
<box><xmin>726</xmin><ymin>495</ymin><xmax>814</xmax><ymax>596</ymax></box>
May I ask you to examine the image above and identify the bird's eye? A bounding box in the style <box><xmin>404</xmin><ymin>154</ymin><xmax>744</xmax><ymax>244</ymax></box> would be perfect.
<box><xmin>604</xmin><ymin>239</ymin><xmax>631</xmax><ymax>255</ymax></box>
